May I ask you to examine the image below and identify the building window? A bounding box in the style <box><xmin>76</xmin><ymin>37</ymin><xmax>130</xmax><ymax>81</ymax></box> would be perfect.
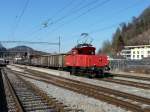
<box><xmin>141</xmin><ymin>55</ymin><xmax>144</xmax><ymax>58</ymax></box>
<box><xmin>133</xmin><ymin>51</ymin><xmax>135</xmax><ymax>54</ymax></box>
<box><xmin>126</xmin><ymin>51</ymin><xmax>131</xmax><ymax>54</ymax></box>
<box><xmin>148</xmin><ymin>51</ymin><xmax>150</xmax><ymax>54</ymax></box>
<box><xmin>141</xmin><ymin>51</ymin><xmax>144</xmax><ymax>54</ymax></box>
<box><xmin>133</xmin><ymin>55</ymin><xmax>135</xmax><ymax>58</ymax></box>
<box><xmin>137</xmin><ymin>55</ymin><xmax>139</xmax><ymax>58</ymax></box>
<box><xmin>137</xmin><ymin>51</ymin><xmax>139</xmax><ymax>54</ymax></box>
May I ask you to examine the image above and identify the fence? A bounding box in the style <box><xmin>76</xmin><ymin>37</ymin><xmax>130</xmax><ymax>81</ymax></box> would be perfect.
<box><xmin>109</xmin><ymin>59</ymin><xmax>150</xmax><ymax>73</ymax></box>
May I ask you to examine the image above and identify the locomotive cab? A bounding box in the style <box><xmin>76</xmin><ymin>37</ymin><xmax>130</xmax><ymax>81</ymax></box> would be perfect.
<box><xmin>71</xmin><ymin>43</ymin><xmax>95</xmax><ymax>55</ymax></box>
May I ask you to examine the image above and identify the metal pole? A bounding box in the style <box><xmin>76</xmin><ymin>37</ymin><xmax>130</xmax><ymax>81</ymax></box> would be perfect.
<box><xmin>59</xmin><ymin>36</ymin><xmax>61</xmax><ymax>53</ymax></box>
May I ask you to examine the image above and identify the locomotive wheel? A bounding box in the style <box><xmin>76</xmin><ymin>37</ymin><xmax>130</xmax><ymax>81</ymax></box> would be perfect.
<box><xmin>89</xmin><ymin>74</ymin><xmax>96</xmax><ymax>78</ymax></box>
<box><xmin>99</xmin><ymin>69</ymin><xmax>104</xmax><ymax>77</ymax></box>
<box><xmin>95</xmin><ymin>69</ymin><xmax>104</xmax><ymax>78</ymax></box>
<box><xmin>71</xmin><ymin>67</ymin><xmax>76</xmax><ymax>75</ymax></box>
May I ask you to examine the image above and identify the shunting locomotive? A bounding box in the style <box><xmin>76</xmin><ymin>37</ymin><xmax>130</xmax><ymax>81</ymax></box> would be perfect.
<box><xmin>65</xmin><ymin>43</ymin><xmax>109</xmax><ymax>77</ymax></box>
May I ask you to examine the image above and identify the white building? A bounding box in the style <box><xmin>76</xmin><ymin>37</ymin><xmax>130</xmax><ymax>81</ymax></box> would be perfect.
<box><xmin>121</xmin><ymin>45</ymin><xmax>150</xmax><ymax>60</ymax></box>
<box><xmin>120</xmin><ymin>49</ymin><xmax>131</xmax><ymax>59</ymax></box>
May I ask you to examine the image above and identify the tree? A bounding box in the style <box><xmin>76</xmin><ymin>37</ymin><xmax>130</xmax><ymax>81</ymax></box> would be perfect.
<box><xmin>100</xmin><ymin>6</ymin><xmax>150</xmax><ymax>57</ymax></box>
<box><xmin>100</xmin><ymin>40</ymin><xmax>112</xmax><ymax>54</ymax></box>
<box><xmin>116</xmin><ymin>35</ymin><xmax>124</xmax><ymax>52</ymax></box>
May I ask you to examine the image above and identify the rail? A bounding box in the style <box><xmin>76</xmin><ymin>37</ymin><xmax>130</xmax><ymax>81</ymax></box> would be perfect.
<box><xmin>9</xmin><ymin>68</ymin><xmax>150</xmax><ymax>112</ymax></box>
<box><xmin>4</xmin><ymin>68</ymin><xmax>75</xmax><ymax>112</ymax></box>
<box><xmin>1</xmin><ymin>68</ymin><xmax>24</xmax><ymax>112</ymax></box>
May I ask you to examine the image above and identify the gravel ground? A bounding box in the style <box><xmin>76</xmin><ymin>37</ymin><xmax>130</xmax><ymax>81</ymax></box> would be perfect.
<box><xmin>7</xmin><ymin>65</ymin><xmax>24</xmax><ymax>72</ymax></box>
<box><xmin>22</xmin><ymin>76</ymin><xmax>128</xmax><ymax>112</ymax></box>
<box><xmin>114</xmin><ymin>77</ymin><xmax>150</xmax><ymax>84</ymax></box>
<box><xmin>9</xmin><ymin>65</ymin><xmax>150</xmax><ymax>99</ymax></box>
<box><xmin>110</xmin><ymin>71</ymin><xmax>150</xmax><ymax>78</ymax></box>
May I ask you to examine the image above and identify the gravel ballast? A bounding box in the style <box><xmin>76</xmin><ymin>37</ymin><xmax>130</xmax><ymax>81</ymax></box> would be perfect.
<box><xmin>22</xmin><ymin>76</ymin><xmax>128</xmax><ymax>112</ymax></box>
<box><xmin>9</xmin><ymin>64</ymin><xmax>150</xmax><ymax>99</ymax></box>
<box><xmin>114</xmin><ymin>77</ymin><xmax>150</xmax><ymax>84</ymax></box>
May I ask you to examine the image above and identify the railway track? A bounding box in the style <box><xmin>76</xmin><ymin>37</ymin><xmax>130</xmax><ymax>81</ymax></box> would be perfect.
<box><xmin>114</xmin><ymin>74</ymin><xmax>150</xmax><ymax>81</ymax></box>
<box><xmin>3</xmin><ymin>68</ymin><xmax>75</xmax><ymax>112</ymax></box>
<box><xmin>13</xmin><ymin>65</ymin><xmax>150</xmax><ymax>90</ymax></box>
<box><xmin>8</xmin><ymin>68</ymin><xmax>150</xmax><ymax>112</ymax></box>
<box><xmin>0</xmin><ymin>68</ymin><xmax>8</xmax><ymax>112</ymax></box>
<box><xmin>101</xmin><ymin>78</ymin><xmax>150</xmax><ymax>90</ymax></box>
<box><xmin>1</xmin><ymin>68</ymin><xmax>23</xmax><ymax>112</ymax></box>
<box><xmin>12</xmin><ymin>64</ymin><xmax>150</xmax><ymax>81</ymax></box>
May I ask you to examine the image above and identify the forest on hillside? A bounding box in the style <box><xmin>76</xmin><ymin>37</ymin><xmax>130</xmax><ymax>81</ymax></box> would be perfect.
<box><xmin>100</xmin><ymin>6</ymin><xmax>150</xmax><ymax>57</ymax></box>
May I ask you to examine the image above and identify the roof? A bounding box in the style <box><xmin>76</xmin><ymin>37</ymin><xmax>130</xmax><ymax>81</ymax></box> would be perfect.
<box><xmin>124</xmin><ymin>45</ymin><xmax>150</xmax><ymax>48</ymax></box>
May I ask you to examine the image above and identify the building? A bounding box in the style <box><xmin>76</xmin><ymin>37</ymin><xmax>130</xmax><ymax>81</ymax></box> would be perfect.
<box><xmin>121</xmin><ymin>45</ymin><xmax>150</xmax><ymax>60</ymax></box>
<box><xmin>120</xmin><ymin>48</ymin><xmax>131</xmax><ymax>59</ymax></box>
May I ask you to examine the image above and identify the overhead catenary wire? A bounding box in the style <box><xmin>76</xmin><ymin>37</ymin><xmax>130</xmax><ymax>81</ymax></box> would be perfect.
<box><xmin>0</xmin><ymin>41</ymin><xmax>59</xmax><ymax>45</ymax></box>
<box><xmin>69</xmin><ymin>23</ymin><xmax>120</xmax><ymax>38</ymax></box>
<box><xmin>48</xmin><ymin>0</ymin><xmax>111</xmax><ymax>34</ymax></box>
<box><xmin>49</xmin><ymin>0</ymin><xmax>143</xmax><ymax>34</ymax></box>
<box><xmin>85</xmin><ymin>0</ymin><xmax>148</xmax><ymax>35</ymax></box>
<box><xmin>25</xmin><ymin>0</ymin><xmax>98</xmax><ymax>40</ymax></box>
<box><xmin>86</xmin><ymin>0</ymin><xmax>144</xmax><ymax>28</ymax></box>
<box><xmin>6</xmin><ymin>0</ymin><xmax>147</xmax><ymax>51</ymax></box>
<box><xmin>28</xmin><ymin>0</ymin><xmax>147</xmax><ymax>44</ymax></box>
<box><xmin>24</xmin><ymin>0</ymin><xmax>80</xmax><ymax>39</ymax></box>
<box><xmin>60</xmin><ymin>0</ymin><xmax>148</xmax><ymax>38</ymax></box>
<box><xmin>11</xmin><ymin>0</ymin><xmax>30</xmax><ymax>38</ymax></box>
<box><xmin>49</xmin><ymin>0</ymin><xmax>99</xmax><ymax>26</ymax></box>
<box><xmin>42</xmin><ymin>0</ymin><xmax>75</xmax><ymax>26</ymax></box>
<box><xmin>68</xmin><ymin>17</ymin><xmax>131</xmax><ymax>39</ymax></box>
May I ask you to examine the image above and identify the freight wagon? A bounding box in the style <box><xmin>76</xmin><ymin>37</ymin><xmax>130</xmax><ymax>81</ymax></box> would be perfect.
<box><xmin>39</xmin><ymin>54</ymin><xmax>66</xmax><ymax>68</ymax></box>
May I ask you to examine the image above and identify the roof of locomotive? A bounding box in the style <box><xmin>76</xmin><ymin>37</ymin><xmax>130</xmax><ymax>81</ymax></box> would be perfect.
<box><xmin>73</xmin><ymin>43</ymin><xmax>96</xmax><ymax>51</ymax></box>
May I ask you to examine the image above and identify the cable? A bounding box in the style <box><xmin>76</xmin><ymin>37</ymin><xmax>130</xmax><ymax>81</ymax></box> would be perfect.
<box><xmin>45</xmin><ymin>0</ymin><xmax>75</xmax><ymax>25</ymax></box>
<box><xmin>11</xmin><ymin>0</ymin><xmax>30</xmax><ymax>38</ymax></box>
<box><xmin>16</xmin><ymin>0</ymin><xmax>30</xmax><ymax>27</ymax></box>
<box><xmin>50</xmin><ymin>0</ymin><xmax>143</xmax><ymax>34</ymax></box>
<box><xmin>31</xmin><ymin>0</ymin><xmax>109</xmax><ymax>41</ymax></box>
<box><xmin>26</xmin><ymin>0</ymin><xmax>94</xmax><ymax>40</ymax></box>
<box><xmin>69</xmin><ymin>18</ymin><xmax>131</xmax><ymax>38</ymax></box>
<box><xmin>48</xmin><ymin>0</ymin><xmax>99</xmax><ymax>27</ymax></box>
<box><xmin>89</xmin><ymin>23</ymin><xmax>119</xmax><ymax>34</ymax></box>
<box><xmin>35</xmin><ymin>0</ymin><xmax>76</xmax><ymax>29</ymax></box>
<box><xmin>0</xmin><ymin>41</ymin><xmax>59</xmax><ymax>45</ymax></box>
<box><xmin>53</xmin><ymin>0</ymin><xmax>146</xmax><ymax>38</ymax></box>
<box><xmin>48</xmin><ymin>0</ymin><xmax>111</xmax><ymax>34</ymax></box>
<box><xmin>85</xmin><ymin>0</ymin><xmax>148</xmax><ymax>35</ymax></box>
<box><xmin>87</xmin><ymin>0</ymin><xmax>144</xmax><ymax>28</ymax></box>
<box><xmin>24</xmin><ymin>0</ymin><xmax>78</xmax><ymax>39</ymax></box>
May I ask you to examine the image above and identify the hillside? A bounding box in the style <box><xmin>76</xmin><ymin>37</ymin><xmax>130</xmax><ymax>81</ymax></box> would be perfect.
<box><xmin>8</xmin><ymin>45</ymin><xmax>34</xmax><ymax>52</ymax></box>
<box><xmin>0</xmin><ymin>45</ymin><xmax>49</xmax><ymax>58</ymax></box>
<box><xmin>0</xmin><ymin>43</ymin><xmax>6</xmax><ymax>51</ymax></box>
<box><xmin>8</xmin><ymin>45</ymin><xmax>49</xmax><ymax>55</ymax></box>
<box><xmin>128</xmin><ymin>29</ymin><xmax>150</xmax><ymax>45</ymax></box>
<box><xmin>0</xmin><ymin>43</ymin><xmax>7</xmax><ymax>57</ymax></box>
<box><xmin>100</xmin><ymin>6</ymin><xmax>150</xmax><ymax>56</ymax></box>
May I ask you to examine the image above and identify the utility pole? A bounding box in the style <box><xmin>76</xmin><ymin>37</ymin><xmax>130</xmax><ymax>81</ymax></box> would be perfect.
<box><xmin>59</xmin><ymin>36</ymin><xmax>61</xmax><ymax>53</ymax></box>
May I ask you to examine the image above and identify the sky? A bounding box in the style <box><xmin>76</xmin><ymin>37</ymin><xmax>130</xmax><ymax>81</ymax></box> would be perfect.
<box><xmin>0</xmin><ymin>0</ymin><xmax>150</xmax><ymax>53</ymax></box>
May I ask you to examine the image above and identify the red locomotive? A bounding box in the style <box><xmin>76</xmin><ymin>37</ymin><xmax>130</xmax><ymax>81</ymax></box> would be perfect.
<box><xmin>65</xmin><ymin>43</ymin><xmax>109</xmax><ymax>77</ymax></box>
